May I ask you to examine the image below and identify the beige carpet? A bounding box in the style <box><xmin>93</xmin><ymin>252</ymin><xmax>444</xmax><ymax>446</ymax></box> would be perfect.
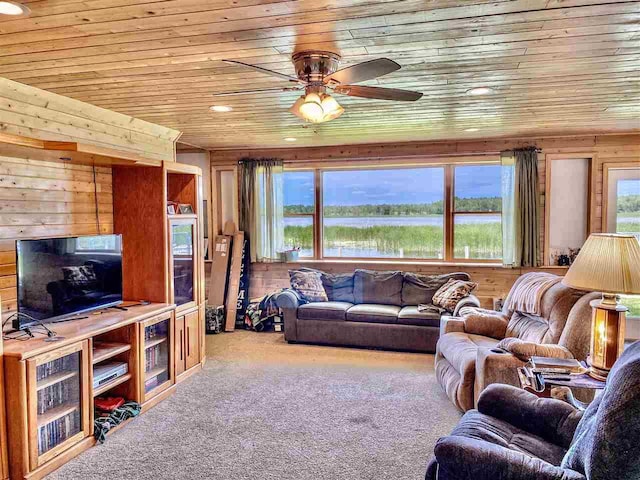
<box><xmin>47</xmin><ymin>332</ymin><xmax>461</xmax><ymax>480</ymax></box>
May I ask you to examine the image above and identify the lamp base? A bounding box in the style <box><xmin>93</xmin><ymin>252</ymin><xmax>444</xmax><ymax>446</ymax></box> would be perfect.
<box><xmin>587</xmin><ymin>296</ymin><xmax>627</xmax><ymax>382</ymax></box>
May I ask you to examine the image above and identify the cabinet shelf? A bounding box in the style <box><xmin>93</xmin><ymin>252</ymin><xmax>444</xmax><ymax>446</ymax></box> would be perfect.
<box><xmin>145</xmin><ymin>336</ymin><xmax>167</xmax><ymax>349</ymax></box>
<box><xmin>145</xmin><ymin>366</ymin><xmax>167</xmax><ymax>381</ymax></box>
<box><xmin>93</xmin><ymin>373</ymin><xmax>132</xmax><ymax>397</ymax></box>
<box><xmin>36</xmin><ymin>371</ymin><xmax>78</xmax><ymax>392</ymax></box>
<box><xmin>37</xmin><ymin>403</ymin><xmax>79</xmax><ymax>428</ymax></box>
<box><xmin>92</xmin><ymin>342</ymin><xmax>131</xmax><ymax>365</ymax></box>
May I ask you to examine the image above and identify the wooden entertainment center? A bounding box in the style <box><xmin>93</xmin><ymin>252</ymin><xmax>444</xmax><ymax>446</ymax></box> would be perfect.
<box><xmin>0</xmin><ymin>133</ymin><xmax>207</xmax><ymax>479</ymax></box>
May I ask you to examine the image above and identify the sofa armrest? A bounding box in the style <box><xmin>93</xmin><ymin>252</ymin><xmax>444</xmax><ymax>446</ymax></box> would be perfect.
<box><xmin>459</xmin><ymin>307</ymin><xmax>509</xmax><ymax>339</ymax></box>
<box><xmin>496</xmin><ymin>338</ymin><xmax>574</xmax><ymax>362</ymax></box>
<box><xmin>440</xmin><ymin>316</ymin><xmax>466</xmax><ymax>336</ymax></box>
<box><xmin>433</xmin><ymin>436</ymin><xmax>585</xmax><ymax>480</ymax></box>
<box><xmin>477</xmin><ymin>384</ymin><xmax>583</xmax><ymax>449</ymax></box>
<box><xmin>275</xmin><ymin>290</ymin><xmax>300</xmax><ymax>342</ymax></box>
<box><xmin>452</xmin><ymin>294</ymin><xmax>481</xmax><ymax>316</ymax></box>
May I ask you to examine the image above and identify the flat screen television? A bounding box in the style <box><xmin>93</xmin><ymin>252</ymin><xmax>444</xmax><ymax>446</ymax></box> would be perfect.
<box><xmin>16</xmin><ymin>234</ymin><xmax>123</xmax><ymax>328</ymax></box>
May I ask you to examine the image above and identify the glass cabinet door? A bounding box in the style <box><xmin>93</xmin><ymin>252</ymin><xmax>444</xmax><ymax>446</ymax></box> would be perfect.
<box><xmin>30</xmin><ymin>342</ymin><xmax>89</xmax><ymax>463</ymax></box>
<box><xmin>143</xmin><ymin>318</ymin><xmax>171</xmax><ymax>394</ymax></box>
<box><xmin>171</xmin><ymin>221</ymin><xmax>195</xmax><ymax>306</ymax></box>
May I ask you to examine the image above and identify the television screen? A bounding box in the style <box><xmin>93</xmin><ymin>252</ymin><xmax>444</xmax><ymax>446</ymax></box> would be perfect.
<box><xmin>16</xmin><ymin>235</ymin><xmax>123</xmax><ymax>325</ymax></box>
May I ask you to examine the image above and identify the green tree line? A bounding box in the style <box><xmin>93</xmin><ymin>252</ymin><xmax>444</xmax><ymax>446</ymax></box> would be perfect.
<box><xmin>284</xmin><ymin>196</ymin><xmax>501</xmax><ymax>216</ymax></box>
<box><xmin>618</xmin><ymin>194</ymin><xmax>640</xmax><ymax>213</ymax></box>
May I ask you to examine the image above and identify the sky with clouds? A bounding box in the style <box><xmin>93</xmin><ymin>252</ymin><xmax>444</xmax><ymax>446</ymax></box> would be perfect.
<box><xmin>284</xmin><ymin>166</ymin><xmax>502</xmax><ymax>206</ymax></box>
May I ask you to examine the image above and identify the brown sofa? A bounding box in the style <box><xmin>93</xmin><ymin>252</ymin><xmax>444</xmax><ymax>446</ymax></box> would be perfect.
<box><xmin>435</xmin><ymin>275</ymin><xmax>598</xmax><ymax>411</ymax></box>
<box><xmin>277</xmin><ymin>269</ymin><xmax>480</xmax><ymax>353</ymax></box>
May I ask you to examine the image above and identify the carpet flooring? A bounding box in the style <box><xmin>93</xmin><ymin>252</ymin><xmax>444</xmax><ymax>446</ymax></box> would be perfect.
<box><xmin>46</xmin><ymin>332</ymin><xmax>461</xmax><ymax>480</ymax></box>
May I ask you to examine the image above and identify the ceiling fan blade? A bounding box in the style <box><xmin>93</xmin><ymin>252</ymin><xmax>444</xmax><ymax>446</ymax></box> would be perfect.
<box><xmin>213</xmin><ymin>87</ymin><xmax>301</xmax><ymax>97</ymax></box>
<box><xmin>222</xmin><ymin>59</ymin><xmax>301</xmax><ymax>84</ymax></box>
<box><xmin>333</xmin><ymin>85</ymin><xmax>422</xmax><ymax>101</ymax></box>
<box><xmin>324</xmin><ymin>58</ymin><xmax>400</xmax><ymax>85</ymax></box>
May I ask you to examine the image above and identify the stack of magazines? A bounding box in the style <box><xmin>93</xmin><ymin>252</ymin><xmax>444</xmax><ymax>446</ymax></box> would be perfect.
<box><xmin>518</xmin><ymin>356</ymin><xmax>591</xmax><ymax>392</ymax></box>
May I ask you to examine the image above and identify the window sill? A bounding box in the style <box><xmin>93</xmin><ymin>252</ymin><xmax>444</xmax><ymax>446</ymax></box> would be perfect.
<box><xmin>293</xmin><ymin>258</ymin><xmax>504</xmax><ymax>268</ymax></box>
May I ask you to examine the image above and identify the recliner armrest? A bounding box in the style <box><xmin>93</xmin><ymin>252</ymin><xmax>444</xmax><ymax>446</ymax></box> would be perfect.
<box><xmin>440</xmin><ymin>316</ymin><xmax>466</xmax><ymax>336</ymax></box>
<box><xmin>477</xmin><ymin>384</ymin><xmax>583</xmax><ymax>449</ymax></box>
<box><xmin>496</xmin><ymin>338</ymin><xmax>574</xmax><ymax>361</ymax></box>
<box><xmin>433</xmin><ymin>436</ymin><xmax>586</xmax><ymax>480</ymax></box>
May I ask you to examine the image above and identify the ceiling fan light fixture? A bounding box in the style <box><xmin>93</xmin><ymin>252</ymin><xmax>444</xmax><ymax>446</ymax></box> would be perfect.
<box><xmin>298</xmin><ymin>93</ymin><xmax>325</xmax><ymax>123</ymax></box>
<box><xmin>320</xmin><ymin>94</ymin><xmax>344</xmax><ymax>122</ymax></box>
<box><xmin>0</xmin><ymin>1</ymin><xmax>29</xmax><ymax>15</ymax></box>
<box><xmin>466</xmin><ymin>86</ymin><xmax>494</xmax><ymax>96</ymax></box>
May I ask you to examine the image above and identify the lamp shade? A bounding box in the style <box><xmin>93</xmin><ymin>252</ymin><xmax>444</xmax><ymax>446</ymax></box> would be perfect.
<box><xmin>562</xmin><ymin>233</ymin><xmax>640</xmax><ymax>294</ymax></box>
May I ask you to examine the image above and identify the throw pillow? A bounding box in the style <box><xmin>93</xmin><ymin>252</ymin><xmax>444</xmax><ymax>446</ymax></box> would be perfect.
<box><xmin>432</xmin><ymin>278</ymin><xmax>478</xmax><ymax>312</ymax></box>
<box><xmin>62</xmin><ymin>265</ymin><xmax>98</xmax><ymax>290</ymax></box>
<box><xmin>288</xmin><ymin>270</ymin><xmax>328</xmax><ymax>303</ymax></box>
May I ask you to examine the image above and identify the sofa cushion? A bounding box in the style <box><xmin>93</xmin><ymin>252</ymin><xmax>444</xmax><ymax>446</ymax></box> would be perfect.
<box><xmin>432</xmin><ymin>278</ymin><xmax>477</xmax><ymax>312</ymax></box>
<box><xmin>298</xmin><ymin>301</ymin><xmax>353</xmax><ymax>322</ymax></box>
<box><xmin>451</xmin><ymin>410</ymin><xmax>568</xmax><ymax>467</ymax></box>
<box><xmin>346</xmin><ymin>304</ymin><xmax>401</xmax><ymax>324</ymax></box>
<box><xmin>401</xmin><ymin>272</ymin><xmax>471</xmax><ymax>306</ymax></box>
<box><xmin>353</xmin><ymin>270</ymin><xmax>403</xmax><ymax>306</ymax></box>
<box><xmin>397</xmin><ymin>306</ymin><xmax>441</xmax><ymax>327</ymax></box>
<box><xmin>321</xmin><ymin>272</ymin><xmax>355</xmax><ymax>303</ymax></box>
<box><xmin>288</xmin><ymin>269</ymin><xmax>328</xmax><ymax>303</ymax></box>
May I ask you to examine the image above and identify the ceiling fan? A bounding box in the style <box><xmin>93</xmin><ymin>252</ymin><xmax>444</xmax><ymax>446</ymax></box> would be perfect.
<box><xmin>215</xmin><ymin>51</ymin><xmax>423</xmax><ymax>124</ymax></box>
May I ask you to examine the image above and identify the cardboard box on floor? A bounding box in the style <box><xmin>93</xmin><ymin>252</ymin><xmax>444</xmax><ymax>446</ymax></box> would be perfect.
<box><xmin>207</xmin><ymin>224</ymin><xmax>234</xmax><ymax>307</ymax></box>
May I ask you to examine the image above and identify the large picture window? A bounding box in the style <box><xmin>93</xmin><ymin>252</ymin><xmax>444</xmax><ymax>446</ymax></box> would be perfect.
<box><xmin>282</xmin><ymin>162</ymin><xmax>504</xmax><ymax>263</ymax></box>
<box><xmin>322</xmin><ymin>167</ymin><xmax>445</xmax><ymax>259</ymax></box>
<box><xmin>453</xmin><ymin>165</ymin><xmax>502</xmax><ymax>260</ymax></box>
<box><xmin>283</xmin><ymin>171</ymin><xmax>315</xmax><ymax>257</ymax></box>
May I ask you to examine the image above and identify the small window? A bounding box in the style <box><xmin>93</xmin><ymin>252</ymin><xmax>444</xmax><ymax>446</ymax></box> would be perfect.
<box><xmin>453</xmin><ymin>165</ymin><xmax>502</xmax><ymax>260</ymax></box>
<box><xmin>283</xmin><ymin>171</ymin><xmax>315</xmax><ymax>257</ymax></box>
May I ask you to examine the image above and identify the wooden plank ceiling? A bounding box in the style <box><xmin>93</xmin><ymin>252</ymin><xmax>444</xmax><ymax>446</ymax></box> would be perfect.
<box><xmin>2</xmin><ymin>0</ymin><xmax>639</xmax><ymax>149</ymax></box>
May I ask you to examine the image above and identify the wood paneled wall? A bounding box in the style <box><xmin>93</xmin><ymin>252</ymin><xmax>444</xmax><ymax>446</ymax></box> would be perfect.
<box><xmin>0</xmin><ymin>78</ymin><xmax>180</xmax><ymax>162</ymax></box>
<box><xmin>210</xmin><ymin>133</ymin><xmax>639</xmax><ymax>305</ymax></box>
<box><xmin>0</xmin><ymin>79</ymin><xmax>182</xmax><ymax>315</ymax></box>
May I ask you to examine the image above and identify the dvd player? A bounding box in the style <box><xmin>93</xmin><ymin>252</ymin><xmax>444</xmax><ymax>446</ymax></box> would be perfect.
<box><xmin>93</xmin><ymin>361</ymin><xmax>128</xmax><ymax>389</ymax></box>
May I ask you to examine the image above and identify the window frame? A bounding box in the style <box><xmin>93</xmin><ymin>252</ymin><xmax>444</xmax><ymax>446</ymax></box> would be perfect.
<box><xmin>450</xmin><ymin>163</ymin><xmax>503</xmax><ymax>262</ymax></box>
<box><xmin>283</xmin><ymin>160</ymin><xmax>503</xmax><ymax>263</ymax></box>
<box><xmin>283</xmin><ymin>169</ymin><xmax>319</xmax><ymax>258</ymax></box>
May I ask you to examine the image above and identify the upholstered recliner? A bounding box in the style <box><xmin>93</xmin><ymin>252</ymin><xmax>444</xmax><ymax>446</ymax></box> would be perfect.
<box><xmin>426</xmin><ymin>340</ymin><xmax>640</xmax><ymax>480</ymax></box>
<box><xmin>435</xmin><ymin>275</ymin><xmax>598</xmax><ymax>411</ymax></box>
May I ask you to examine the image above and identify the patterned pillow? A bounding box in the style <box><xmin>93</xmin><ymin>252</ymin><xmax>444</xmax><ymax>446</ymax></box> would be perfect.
<box><xmin>62</xmin><ymin>265</ymin><xmax>98</xmax><ymax>289</ymax></box>
<box><xmin>432</xmin><ymin>278</ymin><xmax>477</xmax><ymax>312</ymax></box>
<box><xmin>288</xmin><ymin>270</ymin><xmax>328</xmax><ymax>303</ymax></box>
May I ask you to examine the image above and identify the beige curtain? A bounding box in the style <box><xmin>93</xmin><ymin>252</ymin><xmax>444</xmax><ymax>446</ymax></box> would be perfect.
<box><xmin>239</xmin><ymin>158</ymin><xmax>284</xmax><ymax>262</ymax></box>
<box><xmin>501</xmin><ymin>147</ymin><xmax>541</xmax><ymax>267</ymax></box>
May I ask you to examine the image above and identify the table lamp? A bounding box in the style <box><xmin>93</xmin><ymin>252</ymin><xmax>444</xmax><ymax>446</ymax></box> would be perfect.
<box><xmin>562</xmin><ymin>233</ymin><xmax>640</xmax><ymax>380</ymax></box>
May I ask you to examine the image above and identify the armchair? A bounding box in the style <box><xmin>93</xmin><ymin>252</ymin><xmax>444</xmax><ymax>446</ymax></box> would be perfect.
<box><xmin>435</xmin><ymin>275</ymin><xmax>599</xmax><ymax>411</ymax></box>
<box><xmin>426</xmin><ymin>341</ymin><xmax>640</xmax><ymax>480</ymax></box>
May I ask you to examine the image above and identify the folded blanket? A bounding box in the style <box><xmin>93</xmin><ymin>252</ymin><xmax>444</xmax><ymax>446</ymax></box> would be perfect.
<box><xmin>418</xmin><ymin>304</ymin><xmax>446</xmax><ymax>315</ymax></box>
<box><xmin>504</xmin><ymin>272</ymin><xmax>561</xmax><ymax>316</ymax></box>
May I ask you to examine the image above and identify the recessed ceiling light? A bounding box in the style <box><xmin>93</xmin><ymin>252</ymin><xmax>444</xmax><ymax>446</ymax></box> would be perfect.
<box><xmin>0</xmin><ymin>1</ymin><xmax>29</xmax><ymax>15</ymax></box>
<box><xmin>466</xmin><ymin>87</ymin><xmax>494</xmax><ymax>96</ymax></box>
<box><xmin>283</xmin><ymin>137</ymin><xmax>297</xmax><ymax>142</ymax></box>
<box><xmin>464</xmin><ymin>128</ymin><xmax>479</xmax><ymax>132</ymax></box>
<box><xmin>210</xmin><ymin>105</ymin><xmax>232</xmax><ymax>112</ymax></box>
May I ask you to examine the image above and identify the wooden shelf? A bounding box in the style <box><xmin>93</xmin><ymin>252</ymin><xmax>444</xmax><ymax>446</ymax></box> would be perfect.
<box><xmin>36</xmin><ymin>371</ymin><xmax>78</xmax><ymax>392</ymax></box>
<box><xmin>92</xmin><ymin>342</ymin><xmax>131</xmax><ymax>365</ymax></box>
<box><xmin>145</xmin><ymin>366</ymin><xmax>167</xmax><ymax>381</ymax></box>
<box><xmin>37</xmin><ymin>403</ymin><xmax>79</xmax><ymax>428</ymax></box>
<box><xmin>93</xmin><ymin>373</ymin><xmax>132</xmax><ymax>397</ymax></box>
<box><xmin>144</xmin><ymin>336</ymin><xmax>167</xmax><ymax>349</ymax></box>
<box><xmin>167</xmin><ymin>213</ymin><xmax>197</xmax><ymax>220</ymax></box>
